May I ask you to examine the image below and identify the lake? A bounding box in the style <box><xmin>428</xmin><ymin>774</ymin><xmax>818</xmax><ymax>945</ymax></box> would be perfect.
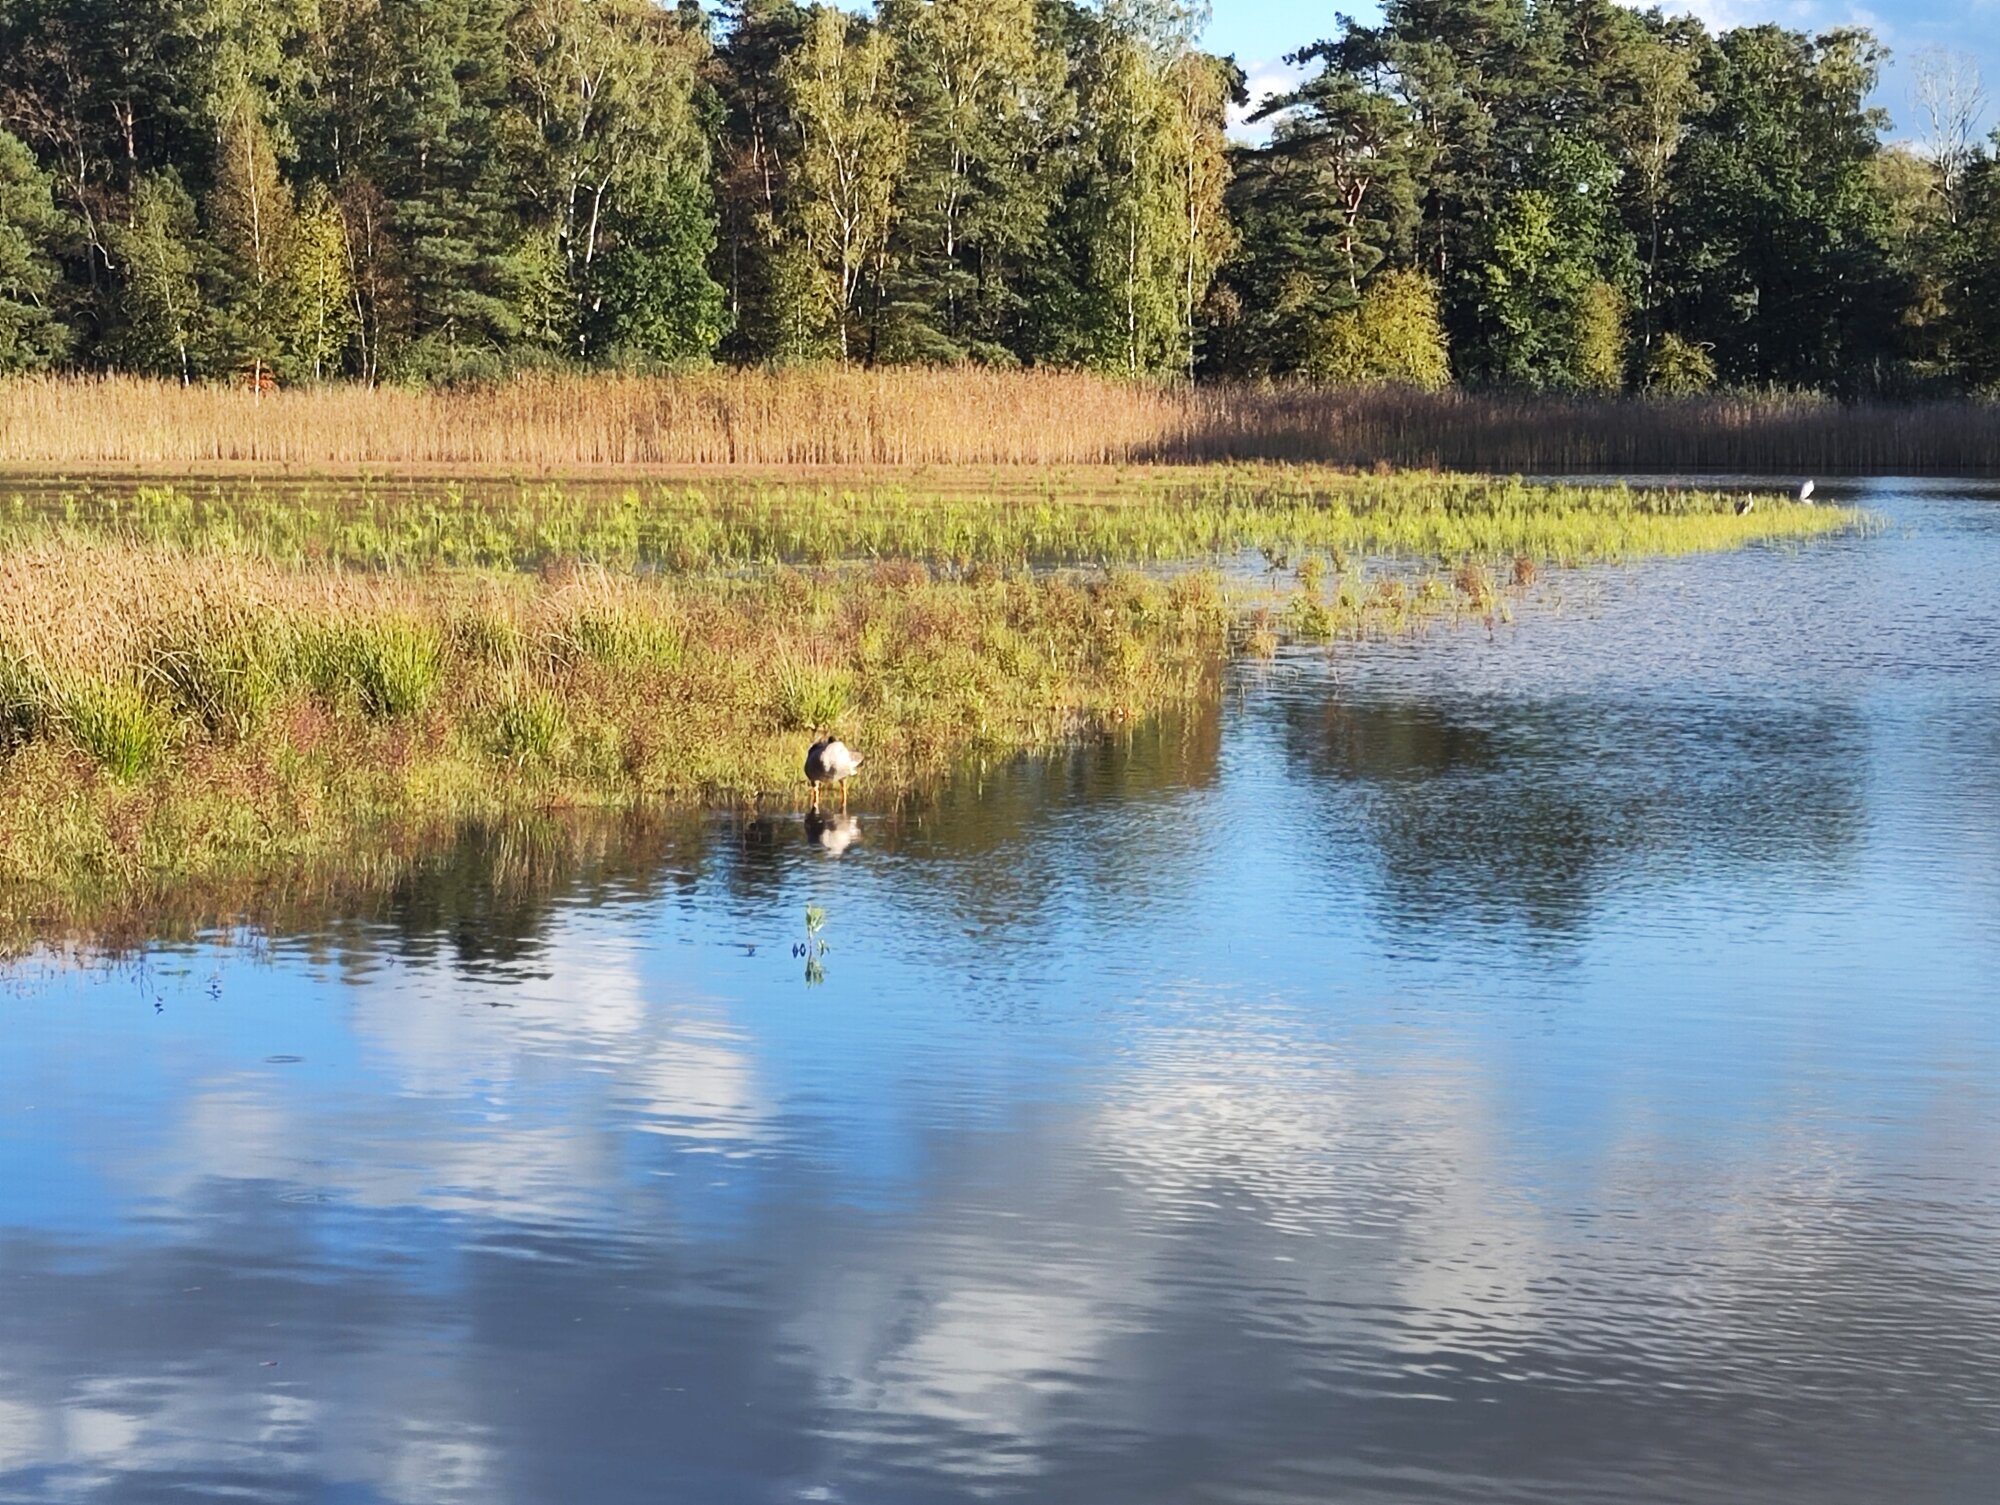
<box><xmin>2</xmin><ymin>478</ymin><xmax>1996</xmax><ymax>1504</ymax></box>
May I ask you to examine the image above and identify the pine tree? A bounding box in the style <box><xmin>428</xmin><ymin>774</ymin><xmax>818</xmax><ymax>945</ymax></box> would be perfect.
<box><xmin>712</xmin><ymin>0</ymin><xmax>810</xmax><ymax>363</ymax></box>
<box><xmin>878</xmin><ymin>0</ymin><xmax>1068</xmax><ymax>363</ymax></box>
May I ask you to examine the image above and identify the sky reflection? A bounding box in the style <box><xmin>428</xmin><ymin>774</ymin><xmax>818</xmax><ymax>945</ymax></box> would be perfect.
<box><xmin>2</xmin><ymin>481</ymin><xmax>1998</xmax><ymax>1504</ymax></box>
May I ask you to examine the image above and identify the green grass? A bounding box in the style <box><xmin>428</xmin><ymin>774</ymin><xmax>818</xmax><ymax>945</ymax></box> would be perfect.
<box><xmin>0</xmin><ymin>469</ymin><xmax>1856</xmax><ymax>572</ymax></box>
<box><xmin>60</xmin><ymin>679</ymin><xmax>172</xmax><ymax>782</ymax></box>
<box><xmin>0</xmin><ymin>466</ymin><xmax>1867</xmax><ymax>950</ymax></box>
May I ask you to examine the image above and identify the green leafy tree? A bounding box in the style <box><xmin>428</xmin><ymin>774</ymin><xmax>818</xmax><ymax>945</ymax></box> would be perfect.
<box><xmin>1162</xmin><ymin>47</ymin><xmax>1233</xmax><ymax>378</ymax></box>
<box><xmin>109</xmin><ymin>170</ymin><xmax>208</xmax><ymax>380</ymax></box>
<box><xmin>277</xmin><ymin>180</ymin><xmax>355</xmax><ymax>379</ymax></box>
<box><xmin>1570</xmin><ymin>280</ymin><xmax>1627</xmax><ymax>391</ymax></box>
<box><xmin>1645</xmin><ymin>331</ymin><xmax>1716</xmax><ymax>393</ymax></box>
<box><xmin>779</xmin><ymin>5</ymin><xmax>907</xmax><ymax>361</ymax></box>
<box><xmin>208</xmin><ymin>90</ymin><xmax>294</xmax><ymax>385</ymax></box>
<box><xmin>1664</xmin><ymin>26</ymin><xmax>1901</xmax><ymax>391</ymax></box>
<box><xmin>1470</xmin><ymin>135</ymin><xmax>1631</xmax><ymax>388</ymax></box>
<box><xmin>0</xmin><ymin>127</ymin><xmax>73</xmax><ymax>370</ymax></box>
<box><xmin>1061</xmin><ymin>2</ymin><xmax>1222</xmax><ymax>375</ymax></box>
<box><xmin>587</xmin><ymin>175</ymin><xmax>729</xmax><ymax>365</ymax></box>
<box><xmin>1611</xmin><ymin>22</ymin><xmax>1706</xmax><ymax>357</ymax></box>
<box><xmin>1952</xmin><ymin>147</ymin><xmax>2000</xmax><ymax>391</ymax></box>
<box><xmin>1305</xmin><ymin>267</ymin><xmax>1449</xmax><ymax>387</ymax></box>
<box><xmin>504</xmin><ymin>0</ymin><xmax>715</xmax><ymax>360</ymax></box>
<box><xmin>0</xmin><ymin>0</ymin><xmax>1989</xmax><ymax>391</ymax></box>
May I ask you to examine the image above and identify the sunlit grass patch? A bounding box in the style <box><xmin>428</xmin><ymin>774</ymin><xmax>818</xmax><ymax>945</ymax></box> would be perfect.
<box><xmin>0</xmin><ymin>469</ymin><xmax>1860</xmax><ymax>573</ymax></box>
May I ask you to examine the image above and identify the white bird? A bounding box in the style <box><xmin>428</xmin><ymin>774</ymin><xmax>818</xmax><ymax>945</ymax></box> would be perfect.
<box><xmin>1797</xmin><ymin>479</ymin><xmax>1816</xmax><ymax>505</ymax></box>
<box><xmin>1735</xmin><ymin>496</ymin><xmax>1755</xmax><ymax>516</ymax></box>
<box><xmin>804</xmin><ymin>735</ymin><xmax>862</xmax><ymax>812</ymax></box>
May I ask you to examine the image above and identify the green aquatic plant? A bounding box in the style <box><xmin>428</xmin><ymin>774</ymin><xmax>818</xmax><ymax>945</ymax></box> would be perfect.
<box><xmin>1284</xmin><ymin>591</ymin><xmax>1337</xmax><ymax>643</ymax></box>
<box><xmin>796</xmin><ymin>904</ymin><xmax>829</xmax><ymax>987</ymax></box>
<box><xmin>0</xmin><ymin>469</ymin><xmax>1859</xmax><ymax>574</ymax></box>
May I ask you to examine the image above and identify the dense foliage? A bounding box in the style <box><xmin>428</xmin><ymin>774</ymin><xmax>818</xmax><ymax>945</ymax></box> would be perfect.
<box><xmin>0</xmin><ymin>0</ymin><xmax>1992</xmax><ymax>392</ymax></box>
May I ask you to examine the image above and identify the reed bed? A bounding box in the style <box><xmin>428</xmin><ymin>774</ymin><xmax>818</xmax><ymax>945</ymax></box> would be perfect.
<box><xmin>3</xmin><ymin>471</ymin><xmax>1850</xmax><ymax>570</ymax></box>
<box><xmin>4</xmin><ymin>371</ymin><xmax>1999</xmax><ymax>473</ymax></box>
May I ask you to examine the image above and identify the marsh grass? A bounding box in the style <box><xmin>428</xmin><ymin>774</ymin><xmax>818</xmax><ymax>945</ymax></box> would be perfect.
<box><xmin>0</xmin><ymin>541</ymin><xmax>1251</xmax><ymax>940</ymax></box>
<box><xmin>0</xmin><ymin>469</ymin><xmax>1852</xmax><ymax>571</ymax></box>
<box><xmin>488</xmin><ymin>680</ymin><xmax>570</xmax><ymax>768</ymax></box>
<box><xmin>5</xmin><ymin>371</ymin><xmax>1999</xmax><ymax>472</ymax></box>
<box><xmin>306</xmin><ymin>618</ymin><xmax>445</xmax><ymax>720</ymax></box>
<box><xmin>60</xmin><ymin>679</ymin><xmax>172</xmax><ymax>781</ymax></box>
<box><xmin>0</xmin><ymin>467</ymin><xmax>1865</xmax><ymax>948</ymax></box>
<box><xmin>774</xmin><ymin>655</ymin><xmax>854</xmax><ymax>733</ymax></box>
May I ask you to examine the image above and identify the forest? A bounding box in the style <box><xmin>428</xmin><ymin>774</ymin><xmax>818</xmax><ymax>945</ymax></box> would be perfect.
<box><xmin>0</xmin><ymin>0</ymin><xmax>1996</xmax><ymax>396</ymax></box>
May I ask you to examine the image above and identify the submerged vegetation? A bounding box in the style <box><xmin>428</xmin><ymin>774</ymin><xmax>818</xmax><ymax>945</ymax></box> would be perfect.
<box><xmin>0</xmin><ymin>469</ymin><xmax>1855</xmax><ymax>948</ymax></box>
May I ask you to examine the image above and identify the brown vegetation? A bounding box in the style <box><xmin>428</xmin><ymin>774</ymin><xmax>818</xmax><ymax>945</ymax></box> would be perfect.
<box><xmin>3</xmin><ymin>371</ymin><xmax>1998</xmax><ymax>473</ymax></box>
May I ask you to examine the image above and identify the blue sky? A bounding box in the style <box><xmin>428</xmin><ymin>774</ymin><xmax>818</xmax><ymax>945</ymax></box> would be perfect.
<box><xmin>1203</xmin><ymin>2</ymin><xmax>2000</xmax><ymax>141</ymax></box>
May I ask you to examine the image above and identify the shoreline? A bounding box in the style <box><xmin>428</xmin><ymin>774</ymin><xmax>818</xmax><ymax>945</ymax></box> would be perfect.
<box><xmin>0</xmin><ymin>470</ymin><xmax>1858</xmax><ymax>951</ymax></box>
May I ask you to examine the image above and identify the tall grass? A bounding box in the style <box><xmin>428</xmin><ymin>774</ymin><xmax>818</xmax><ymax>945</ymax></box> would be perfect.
<box><xmin>0</xmin><ymin>541</ymin><xmax>1249</xmax><ymax>940</ymax></box>
<box><xmin>4</xmin><ymin>371</ymin><xmax>1997</xmax><ymax>473</ymax></box>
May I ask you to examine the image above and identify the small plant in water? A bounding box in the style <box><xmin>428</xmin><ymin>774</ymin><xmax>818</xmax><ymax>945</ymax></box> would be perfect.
<box><xmin>1285</xmin><ymin>591</ymin><xmax>1336</xmax><ymax>643</ymax></box>
<box><xmin>794</xmin><ymin>903</ymin><xmax>830</xmax><ymax>986</ymax></box>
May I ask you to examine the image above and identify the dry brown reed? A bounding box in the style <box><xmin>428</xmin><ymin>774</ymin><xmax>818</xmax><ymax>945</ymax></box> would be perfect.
<box><xmin>5</xmin><ymin>372</ymin><xmax>1997</xmax><ymax>473</ymax></box>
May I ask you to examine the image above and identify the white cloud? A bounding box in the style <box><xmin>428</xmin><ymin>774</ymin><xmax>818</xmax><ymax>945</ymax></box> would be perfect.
<box><xmin>1230</xmin><ymin>57</ymin><xmax>1310</xmax><ymax>142</ymax></box>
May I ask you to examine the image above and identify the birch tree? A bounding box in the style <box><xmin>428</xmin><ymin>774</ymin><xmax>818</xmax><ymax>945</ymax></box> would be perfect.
<box><xmin>780</xmin><ymin>5</ymin><xmax>907</xmax><ymax>361</ymax></box>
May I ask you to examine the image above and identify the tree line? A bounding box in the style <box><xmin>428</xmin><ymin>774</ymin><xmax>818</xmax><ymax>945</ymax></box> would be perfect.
<box><xmin>0</xmin><ymin>0</ymin><xmax>1995</xmax><ymax>395</ymax></box>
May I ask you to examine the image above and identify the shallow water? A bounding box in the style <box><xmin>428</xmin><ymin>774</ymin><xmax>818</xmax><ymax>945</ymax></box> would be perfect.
<box><xmin>3</xmin><ymin>479</ymin><xmax>1997</xmax><ymax>1504</ymax></box>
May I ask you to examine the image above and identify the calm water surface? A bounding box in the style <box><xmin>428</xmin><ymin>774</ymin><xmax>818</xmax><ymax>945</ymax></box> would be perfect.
<box><xmin>3</xmin><ymin>479</ymin><xmax>1997</xmax><ymax>1504</ymax></box>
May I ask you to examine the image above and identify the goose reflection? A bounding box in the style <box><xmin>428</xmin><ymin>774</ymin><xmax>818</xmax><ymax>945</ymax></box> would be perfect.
<box><xmin>803</xmin><ymin>810</ymin><xmax>862</xmax><ymax>856</ymax></box>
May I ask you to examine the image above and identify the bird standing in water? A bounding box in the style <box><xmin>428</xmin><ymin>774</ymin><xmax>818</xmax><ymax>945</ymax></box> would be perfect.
<box><xmin>805</xmin><ymin>735</ymin><xmax>862</xmax><ymax>812</ymax></box>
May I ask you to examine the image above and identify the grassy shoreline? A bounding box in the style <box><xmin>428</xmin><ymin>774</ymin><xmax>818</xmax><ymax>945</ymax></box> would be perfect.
<box><xmin>0</xmin><ymin>468</ymin><xmax>1857</xmax><ymax>950</ymax></box>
